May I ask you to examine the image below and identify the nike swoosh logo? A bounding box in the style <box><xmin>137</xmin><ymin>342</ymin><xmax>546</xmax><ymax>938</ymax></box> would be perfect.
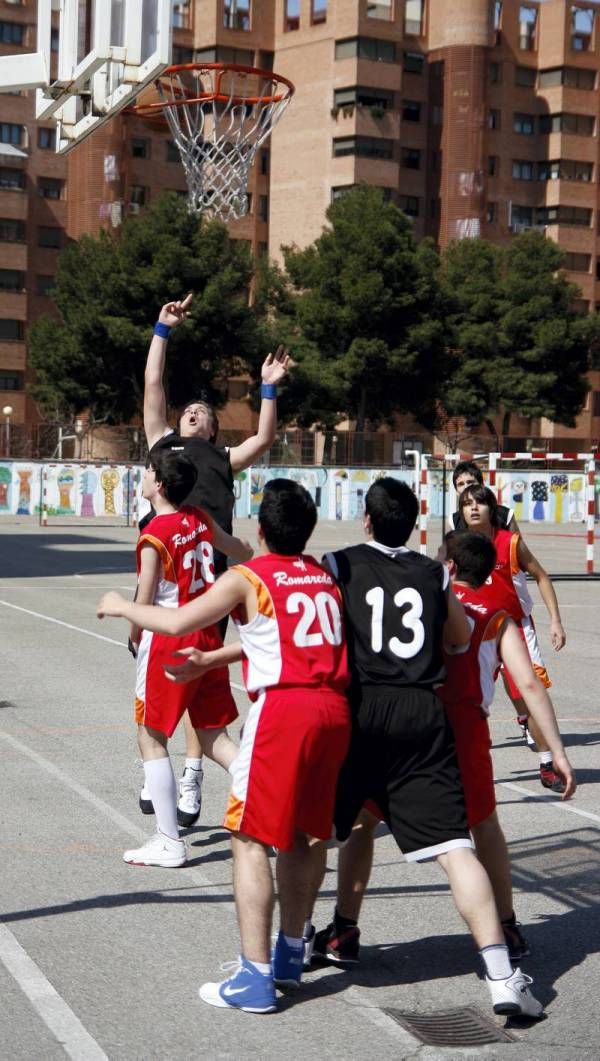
<box><xmin>222</xmin><ymin>985</ymin><xmax>247</xmax><ymax>997</ymax></box>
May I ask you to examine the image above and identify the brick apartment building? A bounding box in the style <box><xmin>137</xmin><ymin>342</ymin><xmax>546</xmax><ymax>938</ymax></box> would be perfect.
<box><xmin>0</xmin><ymin>0</ymin><xmax>599</xmax><ymax>445</ymax></box>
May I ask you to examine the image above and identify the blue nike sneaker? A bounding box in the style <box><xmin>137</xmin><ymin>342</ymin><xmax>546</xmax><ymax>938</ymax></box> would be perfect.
<box><xmin>199</xmin><ymin>956</ymin><xmax>276</xmax><ymax>1013</ymax></box>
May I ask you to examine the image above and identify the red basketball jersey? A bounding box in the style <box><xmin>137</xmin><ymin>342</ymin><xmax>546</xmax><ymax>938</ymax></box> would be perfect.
<box><xmin>472</xmin><ymin>529</ymin><xmax>533</xmax><ymax>623</ymax></box>
<box><xmin>438</xmin><ymin>581</ymin><xmax>509</xmax><ymax>715</ymax></box>
<box><xmin>232</xmin><ymin>552</ymin><xmax>350</xmax><ymax>695</ymax></box>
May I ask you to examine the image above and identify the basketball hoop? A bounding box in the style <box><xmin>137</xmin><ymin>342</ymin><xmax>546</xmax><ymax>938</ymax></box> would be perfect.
<box><xmin>127</xmin><ymin>62</ymin><xmax>295</xmax><ymax>221</ymax></box>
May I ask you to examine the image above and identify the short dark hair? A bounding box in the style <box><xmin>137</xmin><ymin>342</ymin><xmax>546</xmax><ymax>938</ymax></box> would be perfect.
<box><xmin>458</xmin><ymin>484</ymin><xmax>501</xmax><ymax>528</ymax></box>
<box><xmin>148</xmin><ymin>450</ymin><xmax>197</xmax><ymax>507</ymax></box>
<box><xmin>178</xmin><ymin>398</ymin><xmax>219</xmax><ymax>444</ymax></box>
<box><xmin>365</xmin><ymin>477</ymin><xmax>418</xmax><ymax>547</ymax></box>
<box><xmin>452</xmin><ymin>460</ymin><xmax>484</xmax><ymax>488</ymax></box>
<box><xmin>258</xmin><ymin>479</ymin><xmax>317</xmax><ymax>555</ymax></box>
<box><xmin>444</xmin><ymin>530</ymin><xmax>497</xmax><ymax>588</ymax></box>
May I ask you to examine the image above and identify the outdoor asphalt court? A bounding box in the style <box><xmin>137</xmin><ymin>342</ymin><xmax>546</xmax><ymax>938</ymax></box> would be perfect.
<box><xmin>0</xmin><ymin>517</ymin><xmax>598</xmax><ymax>1060</ymax></box>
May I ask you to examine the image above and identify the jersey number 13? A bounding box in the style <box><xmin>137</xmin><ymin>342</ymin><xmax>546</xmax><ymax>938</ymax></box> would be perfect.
<box><xmin>365</xmin><ymin>586</ymin><xmax>425</xmax><ymax>658</ymax></box>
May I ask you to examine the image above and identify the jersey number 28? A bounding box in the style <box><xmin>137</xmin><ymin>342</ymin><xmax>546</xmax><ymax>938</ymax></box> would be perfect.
<box><xmin>182</xmin><ymin>540</ymin><xmax>215</xmax><ymax>594</ymax></box>
<box><xmin>365</xmin><ymin>586</ymin><xmax>425</xmax><ymax>658</ymax></box>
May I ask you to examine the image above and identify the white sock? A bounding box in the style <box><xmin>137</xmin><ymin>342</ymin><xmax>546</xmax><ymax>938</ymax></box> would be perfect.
<box><xmin>184</xmin><ymin>757</ymin><xmax>203</xmax><ymax>775</ymax></box>
<box><xmin>480</xmin><ymin>944</ymin><xmax>513</xmax><ymax>980</ymax></box>
<box><xmin>539</xmin><ymin>751</ymin><xmax>553</xmax><ymax>766</ymax></box>
<box><xmin>144</xmin><ymin>758</ymin><xmax>179</xmax><ymax>840</ymax></box>
<box><xmin>245</xmin><ymin>958</ymin><xmax>272</xmax><ymax>976</ymax></box>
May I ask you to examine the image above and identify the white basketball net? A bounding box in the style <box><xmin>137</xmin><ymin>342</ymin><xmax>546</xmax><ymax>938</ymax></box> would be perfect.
<box><xmin>153</xmin><ymin>65</ymin><xmax>293</xmax><ymax>221</ymax></box>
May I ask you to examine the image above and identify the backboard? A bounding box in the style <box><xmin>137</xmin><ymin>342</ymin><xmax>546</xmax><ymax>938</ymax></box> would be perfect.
<box><xmin>0</xmin><ymin>1</ymin><xmax>173</xmax><ymax>152</ymax></box>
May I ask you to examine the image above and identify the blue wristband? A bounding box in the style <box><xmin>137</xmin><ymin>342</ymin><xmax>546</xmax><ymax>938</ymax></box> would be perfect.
<box><xmin>153</xmin><ymin>322</ymin><xmax>171</xmax><ymax>339</ymax></box>
<box><xmin>261</xmin><ymin>383</ymin><xmax>277</xmax><ymax>400</ymax></box>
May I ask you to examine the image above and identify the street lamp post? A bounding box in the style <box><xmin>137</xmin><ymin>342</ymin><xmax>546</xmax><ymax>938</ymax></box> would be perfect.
<box><xmin>2</xmin><ymin>404</ymin><xmax>12</xmax><ymax>457</ymax></box>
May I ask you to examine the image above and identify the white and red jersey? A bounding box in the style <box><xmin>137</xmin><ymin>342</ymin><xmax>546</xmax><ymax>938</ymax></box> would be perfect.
<box><xmin>231</xmin><ymin>552</ymin><xmax>349</xmax><ymax>695</ymax></box>
<box><xmin>438</xmin><ymin>581</ymin><xmax>509</xmax><ymax>716</ymax></box>
<box><xmin>472</xmin><ymin>529</ymin><xmax>533</xmax><ymax>623</ymax></box>
<box><xmin>137</xmin><ymin>505</ymin><xmax>217</xmax><ymax>610</ymax></box>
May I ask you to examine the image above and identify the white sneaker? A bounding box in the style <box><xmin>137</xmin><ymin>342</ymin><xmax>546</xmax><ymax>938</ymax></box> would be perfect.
<box><xmin>487</xmin><ymin>968</ymin><xmax>543</xmax><ymax>1018</ymax></box>
<box><xmin>123</xmin><ymin>831</ymin><xmax>187</xmax><ymax>868</ymax></box>
<box><xmin>177</xmin><ymin>766</ymin><xmax>203</xmax><ymax>827</ymax></box>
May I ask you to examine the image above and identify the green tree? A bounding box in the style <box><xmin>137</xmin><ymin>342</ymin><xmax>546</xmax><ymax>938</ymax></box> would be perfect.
<box><xmin>29</xmin><ymin>194</ymin><xmax>267</xmax><ymax>423</ymax></box>
<box><xmin>441</xmin><ymin>231</ymin><xmax>593</xmax><ymax>436</ymax></box>
<box><xmin>274</xmin><ymin>185</ymin><xmax>447</xmax><ymax>434</ymax></box>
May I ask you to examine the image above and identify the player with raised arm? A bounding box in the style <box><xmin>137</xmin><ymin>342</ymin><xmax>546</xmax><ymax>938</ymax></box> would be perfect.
<box><xmin>123</xmin><ymin>450</ymin><xmax>252</xmax><ymax>869</ymax></box>
<box><xmin>140</xmin><ymin>293</ymin><xmax>291</xmax><ymax>825</ymax></box>
<box><xmin>98</xmin><ymin>480</ymin><xmax>351</xmax><ymax>1014</ymax></box>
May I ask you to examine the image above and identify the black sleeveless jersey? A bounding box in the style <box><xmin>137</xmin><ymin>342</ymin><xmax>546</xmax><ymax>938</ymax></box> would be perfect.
<box><xmin>328</xmin><ymin>543</ymin><xmax>448</xmax><ymax>689</ymax></box>
<box><xmin>149</xmin><ymin>432</ymin><xmax>235</xmax><ymax>532</ymax></box>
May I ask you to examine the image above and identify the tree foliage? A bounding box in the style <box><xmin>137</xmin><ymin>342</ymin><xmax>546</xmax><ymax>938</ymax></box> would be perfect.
<box><xmin>274</xmin><ymin>186</ymin><xmax>448</xmax><ymax>430</ymax></box>
<box><xmin>29</xmin><ymin>194</ymin><xmax>266</xmax><ymax>423</ymax></box>
<box><xmin>440</xmin><ymin>231</ymin><xmax>593</xmax><ymax>433</ymax></box>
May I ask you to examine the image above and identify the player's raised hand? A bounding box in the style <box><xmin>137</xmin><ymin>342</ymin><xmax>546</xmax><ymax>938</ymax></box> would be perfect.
<box><xmin>157</xmin><ymin>292</ymin><xmax>193</xmax><ymax>329</ymax></box>
<box><xmin>97</xmin><ymin>591</ymin><xmax>127</xmax><ymax>619</ymax></box>
<box><xmin>164</xmin><ymin>647</ymin><xmax>209</xmax><ymax>684</ymax></box>
<box><xmin>261</xmin><ymin>345</ymin><xmax>292</xmax><ymax>386</ymax></box>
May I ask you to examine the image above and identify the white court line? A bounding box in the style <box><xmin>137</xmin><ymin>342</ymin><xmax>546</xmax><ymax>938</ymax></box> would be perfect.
<box><xmin>0</xmin><ymin>599</ymin><xmax>245</xmax><ymax>692</ymax></box>
<box><xmin>497</xmin><ymin>780</ymin><xmax>600</xmax><ymax>825</ymax></box>
<box><xmin>0</xmin><ymin>923</ymin><xmax>108</xmax><ymax>1061</ymax></box>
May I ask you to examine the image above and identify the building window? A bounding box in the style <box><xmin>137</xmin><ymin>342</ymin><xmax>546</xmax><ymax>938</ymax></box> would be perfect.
<box><xmin>538</xmin><ymin>158</ymin><xmax>592</xmax><ymax>181</ymax></box>
<box><xmin>489</xmin><ymin>61</ymin><xmax>501</xmax><ymax>83</ymax></box>
<box><xmin>403</xmin><ymin>50</ymin><xmax>424</xmax><ymax>73</ymax></box>
<box><xmin>172</xmin><ymin>2</ymin><xmax>191</xmax><ymax>29</ymax></box>
<box><xmin>311</xmin><ymin>0</ymin><xmax>327</xmax><ymax>24</ymax></box>
<box><xmin>260</xmin><ymin>149</ymin><xmax>269</xmax><ymax>175</ymax></box>
<box><xmin>0</xmin><ymin>166</ymin><xmax>24</xmax><ymax>190</ymax></box>
<box><xmin>515</xmin><ymin>65</ymin><xmax>536</xmax><ymax>86</ymax></box>
<box><xmin>401</xmin><ymin>147</ymin><xmax>421</xmax><ymax>169</ymax></box>
<box><xmin>0</xmin><ymin>218</ymin><xmax>25</xmax><ymax>241</ymax></box>
<box><xmin>130</xmin><ymin>186</ymin><xmax>148</xmax><ymax>208</ymax></box>
<box><xmin>0</xmin><ymin>319</ymin><xmax>25</xmax><ymax>341</ymax></box>
<box><xmin>258</xmin><ymin>241</ymin><xmax>268</xmax><ymax>257</ymax></box>
<box><xmin>38</xmin><ymin>226</ymin><xmax>62</xmax><ymax>248</ymax></box>
<box><xmin>0</xmin><ymin>269</ymin><xmax>24</xmax><ymax>291</ymax></box>
<box><xmin>0</xmin><ymin>122</ymin><xmax>24</xmax><ymax>146</ymax></box>
<box><xmin>539</xmin><ymin>66</ymin><xmax>595</xmax><ymax>89</ymax></box>
<box><xmin>37</xmin><ymin>176</ymin><xmax>64</xmax><ymax>199</ymax></box>
<box><xmin>0</xmin><ymin>21</ymin><xmax>24</xmax><ymax>45</ymax></box>
<box><xmin>519</xmin><ymin>6</ymin><xmax>537</xmax><ymax>50</ymax></box>
<box><xmin>131</xmin><ymin>138</ymin><xmax>149</xmax><ymax>159</ymax></box>
<box><xmin>333</xmin><ymin>135</ymin><xmax>394</xmax><ymax>159</ymax></box>
<box><xmin>172</xmin><ymin>45</ymin><xmax>193</xmax><ymax>64</ymax></box>
<box><xmin>487</xmin><ymin>202</ymin><xmax>498</xmax><ymax>223</ymax></box>
<box><xmin>510</xmin><ymin>204</ymin><xmax>534</xmax><ymax>230</ymax></box>
<box><xmin>38</xmin><ymin>127</ymin><xmax>56</xmax><ymax>150</ymax></box>
<box><xmin>405</xmin><ymin>0</ymin><xmax>423</xmax><ymax>35</ymax></box>
<box><xmin>284</xmin><ymin>0</ymin><xmax>299</xmax><ymax>31</ymax></box>
<box><xmin>36</xmin><ymin>274</ymin><xmax>55</xmax><ymax>296</ymax></box>
<box><xmin>592</xmin><ymin>390</ymin><xmax>600</xmax><ymax>414</ymax></box>
<box><xmin>402</xmin><ymin>100</ymin><xmax>421</xmax><ymax>121</ymax></box>
<box><xmin>335</xmin><ymin>37</ymin><xmax>396</xmax><ymax>62</ymax></box>
<box><xmin>399</xmin><ymin>195</ymin><xmax>419</xmax><ymax>217</ymax></box>
<box><xmin>494</xmin><ymin>1</ymin><xmax>502</xmax><ymax>30</ymax></box>
<box><xmin>488</xmin><ymin>108</ymin><xmax>501</xmax><ymax>130</ymax></box>
<box><xmin>513</xmin><ymin>112</ymin><xmax>535</xmax><ymax>134</ymax></box>
<box><xmin>571</xmin><ymin>6</ymin><xmax>594</xmax><ymax>50</ymax></box>
<box><xmin>334</xmin><ymin>86</ymin><xmax>394</xmax><ymax>109</ymax></box>
<box><xmin>258</xmin><ymin>194</ymin><xmax>268</xmax><ymax>222</ymax></box>
<box><xmin>223</xmin><ymin>0</ymin><xmax>250</xmax><ymax>30</ymax></box>
<box><xmin>512</xmin><ymin>159</ymin><xmax>535</xmax><ymax>180</ymax></box>
<box><xmin>539</xmin><ymin>112</ymin><xmax>595</xmax><ymax>135</ymax></box>
<box><xmin>563</xmin><ymin>252</ymin><xmax>591</xmax><ymax>271</ymax></box>
<box><xmin>367</xmin><ymin>0</ymin><xmax>393</xmax><ymax>20</ymax></box>
<box><xmin>536</xmin><ymin>205</ymin><xmax>592</xmax><ymax>226</ymax></box>
<box><xmin>166</xmin><ymin>140</ymin><xmax>180</xmax><ymax>162</ymax></box>
<box><xmin>488</xmin><ymin>155</ymin><xmax>499</xmax><ymax>176</ymax></box>
<box><xmin>0</xmin><ymin>372</ymin><xmax>22</xmax><ymax>391</ymax></box>
<box><xmin>432</xmin><ymin>105</ymin><xmax>443</xmax><ymax>124</ymax></box>
<box><xmin>196</xmin><ymin>45</ymin><xmax>254</xmax><ymax>64</ymax></box>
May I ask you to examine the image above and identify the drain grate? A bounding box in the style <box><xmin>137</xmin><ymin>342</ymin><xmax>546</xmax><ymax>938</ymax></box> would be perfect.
<box><xmin>383</xmin><ymin>1005</ymin><xmax>518</xmax><ymax>1046</ymax></box>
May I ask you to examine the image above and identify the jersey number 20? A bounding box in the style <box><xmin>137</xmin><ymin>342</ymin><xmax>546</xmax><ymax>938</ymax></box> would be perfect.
<box><xmin>365</xmin><ymin>586</ymin><xmax>425</xmax><ymax>658</ymax></box>
<box><xmin>287</xmin><ymin>591</ymin><xmax>343</xmax><ymax>647</ymax></box>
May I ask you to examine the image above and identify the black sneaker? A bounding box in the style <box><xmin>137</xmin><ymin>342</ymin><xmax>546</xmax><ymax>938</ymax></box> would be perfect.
<box><xmin>540</xmin><ymin>762</ymin><xmax>565</xmax><ymax>794</ymax></box>
<box><xmin>139</xmin><ymin>783</ymin><xmax>154</xmax><ymax>815</ymax></box>
<box><xmin>313</xmin><ymin>922</ymin><xmax>360</xmax><ymax>965</ymax></box>
<box><xmin>501</xmin><ymin>916</ymin><xmax>530</xmax><ymax>962</ymax></box>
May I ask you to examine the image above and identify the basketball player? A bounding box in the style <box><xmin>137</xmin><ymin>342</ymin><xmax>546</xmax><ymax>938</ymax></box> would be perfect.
<box><xmin>307</xmin><ymin>478</ymin><xmax>543</xmax><ymax>1018</ymax></box>
<box><xmin>459</xmin><ymin>484</ymin><xmax>567</xmax><ymax>792</ymax></box>
<box><xmin>122</xmin><ymin>450</ymin><xmax>252</xmax><ymax>869</ymax></box>
<box><xmin>451</xmin><ymin>460</ymin><xmax>517</xmax><ymax>531</ymax></box>
<box><xmin>98</xmin><ymin>480</ymin><xmax>351</xmax><ymax>1014</ymax></box>
<box><xmin>141</xmin><ymin>293</ymin><xmax>291</xmax><ymax>825</ymax></box>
